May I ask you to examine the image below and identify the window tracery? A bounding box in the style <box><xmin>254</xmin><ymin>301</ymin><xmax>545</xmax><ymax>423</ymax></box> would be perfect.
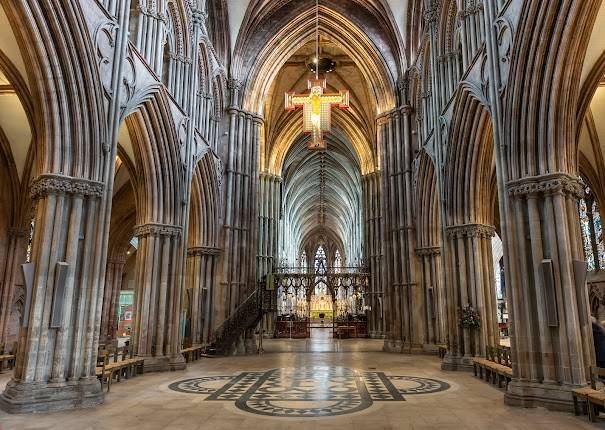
<box><xmin>579</xmin><ymin>184</ymin><xmax>605</xmax><ymax>271</ymax></box>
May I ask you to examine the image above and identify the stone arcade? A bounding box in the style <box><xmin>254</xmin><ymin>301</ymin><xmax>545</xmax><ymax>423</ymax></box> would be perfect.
<box><xmin>0</xmin><ymin>0</ymin><xmax>603</xmax><ymax>428</ymax></box>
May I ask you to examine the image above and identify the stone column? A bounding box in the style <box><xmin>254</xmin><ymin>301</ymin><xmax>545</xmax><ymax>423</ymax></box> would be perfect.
<box><xmin>220</xmin><ymin>80</ymin><xmax>261</xmax><ymax>320</ymax></box>
<box><xmin>257</xmin><ymin>173</ymin><xmax>281</xmax><ymax>279</ymax></box>
<box><xmin>257</xmin><ymin>173</ymin><xmax>281</xmax><ymax>337</ymax></box>
<box><xmin>186</xmin><ymin>246</ymin><xmax>220</xmax><ymax>345</ymax></box>
<box><xmin>380</xmin><ymin>105</ymin><xmax>422</xmax><ymax>353</ymax></box>
<box><xmin>132</xmin><ymin>223</ymin><xmax>185</xmax><ymax>372</ymax></box>
<box><xmin>99</xmin><ymin>255</ymin><xmax>126</xmax><ymax>344</ymax></box>
<box><xmin>416</xmin><ymin>246</ymin><xmax>446</xmax><ymax>348</ymax></box>
<box><xmin>442</xmin><ymin>223</ymin><xmax>499</xmax><ymax>370</ymax></box>
<box><xmin>504</xmin><ymin>173</ymin><xmax>593</xmax><ymax>410</ymax></box>
<box><xmin>133</xmin><ymin>6</ymin><xmax>167</xmax><ymax>74</ymax></box>
<box><xmin>362</xmin><ymin>172</ymin><xmax>383</xmax><ymax>338</ymax></box>
<box><xmin>0</xmin><ymin>175</ymin><xmax>106</xmax><ymax>413</ymax></box>
<box><xmin>0</xmin><ymin>228</ymin><xmax>26</xmax><ymax>344</ymax></box>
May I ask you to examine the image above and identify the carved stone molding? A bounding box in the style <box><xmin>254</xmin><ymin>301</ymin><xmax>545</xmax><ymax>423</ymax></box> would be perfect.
<box><xmin>397</xmin><ymin>78</ymin><xmax>409</xmax><ymax>94</ymax></box>
<box><xmin>227</xmin><ymin>78</ymin><xmax>242</xmax><ymax>91</ymax></box>
<box><xmin>423</xmin><ymin>0</ymin><xmax>441</xmax><ymax>28</ymax></box>
<box><xmin>459</xmin><ymin>0</ymin><xmax>484</xmax><ymax>18</ymax></box>
<box><xmin>191</xmin><ymin>9</ymin><xmax>208</xmax><ymax>26</ymax></box>
<box><xmin>446</xmin><ymin>223</ymin><xmax>495</xmax><ymax>239</ymax></box>
<box><xmin>507</xmin><ymin>173</ymin><xmax>584</xmax><ymax>199</ymax></box>
<box><xmin>30</xmin><ymin>174</ymin><xmax>104</xmax><ymax>200</ymax></box>
<box><xmin>187</xmin><ymin>246</ymin><xmax>222</xmax><ymax>256</ymax></box>
<box><xmin>401</xmin><ymin>105</ymin><xmax>413</xmax><ymax>115</ymax></box>
<box><xmin>416</xmin><ymin>246</ymin><xmax>441</xmax><ymax>256</ymax></box>
<box><xmin>133</xmin><ymin>223</ymin><xmax>182</xmax><ymax>237</ymax></box>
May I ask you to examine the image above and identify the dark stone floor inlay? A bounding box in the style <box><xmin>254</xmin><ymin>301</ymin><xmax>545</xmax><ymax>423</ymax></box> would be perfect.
<box><xmin>168</xmin><ymin>366</ymin><xmax>450</xmax><ymax>417</ymax></box>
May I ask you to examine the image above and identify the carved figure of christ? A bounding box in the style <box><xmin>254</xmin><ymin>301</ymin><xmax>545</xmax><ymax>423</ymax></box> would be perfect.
<box><xmin>285</xmin><ymin>78</ymin><xmax>349</xmax><ymax>150</ymax></box>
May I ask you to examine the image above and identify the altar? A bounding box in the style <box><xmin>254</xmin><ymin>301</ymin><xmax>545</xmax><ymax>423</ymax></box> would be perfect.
<box><xmin>310</xmin><ymin>292</ymin><xmax>333</xmax><ymax>320</ymax></box>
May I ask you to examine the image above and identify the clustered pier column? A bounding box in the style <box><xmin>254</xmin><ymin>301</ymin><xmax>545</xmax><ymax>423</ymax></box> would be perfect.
<box><xmin>0</xmin><ymin>228</ymin><xmax>27</xmax><ymax>344</ymax></box>
<box><xmin>0</xmin><ymin>175</ymin><xmax>106</xmax><ymax>412</ymax></box>
<box><xmin>99</xmin><ymin>254</ymin><xmax>127</xmax><ymax>344</ymax></box>
<box><xmin>442</xmin><ymin>224</ymin><xmax>499</xmax><ymax>370</ymax></box>
<box><xmin>416</xmin><ymin>247</ymin><xmax>446</xmax><ymax>348</ymax></box>
<box><xmin>379</xmin><ymin>106</ymin><xmax>422</xmax><ymax>352</ymax></box>
<box><xmin>132</xmin><ymin>223</ymin><xmax>185</xmax><ymax>372</ymax></box>
<box><xmin>186</xmin><ymin>246</ymin><xmax>220</xmax><ymax>345</ymax></box>
<box><xmin>220</xmin><ymin>79</ymin><xmax>261</xmax><ymax>323</ymax></box>
<box><xmin>257</xmin><ymin>172</ymin><xmax>281</xmax><ymax>337</ymax></box>
<box><xmin>504</xmin><ymin>173</ymin><xmax>593</xmax><ymax>410</ymax></box>
<box><xmin>362</xmin><ymin>171</ymin><xmax>384</xmax><ymax>338</ymax></box>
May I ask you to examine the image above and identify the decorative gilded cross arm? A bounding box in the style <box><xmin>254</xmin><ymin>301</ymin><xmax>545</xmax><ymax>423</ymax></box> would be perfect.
<box><xmin>285</xmin><ymin>78</ymin><xmax>349</xmax><ymax>150</ymax></box>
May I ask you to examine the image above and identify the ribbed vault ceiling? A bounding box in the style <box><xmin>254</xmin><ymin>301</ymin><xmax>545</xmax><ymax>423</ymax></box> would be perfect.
<box><xmin>282</xmin><ymin>133</ymin><xmax>362</xmax><ymax>265</ymax></box>
<box><xmin>260</xmin><ymin>29</ymin><xmax>371</xmax><ymax>266</ymax></box>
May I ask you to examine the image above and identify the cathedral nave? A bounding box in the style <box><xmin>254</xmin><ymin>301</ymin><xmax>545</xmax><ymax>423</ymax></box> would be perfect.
<box><xmin>0</xmin><ymin>0</ymin><xmax>604</xmax><ymax>428</ymax></box>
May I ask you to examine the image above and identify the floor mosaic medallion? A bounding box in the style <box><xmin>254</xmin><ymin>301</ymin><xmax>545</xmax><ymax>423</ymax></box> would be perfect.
<box><xmin>168</xmin><ymin>366</ymin><xmax>450</xmax><ymax>417</ymax></box>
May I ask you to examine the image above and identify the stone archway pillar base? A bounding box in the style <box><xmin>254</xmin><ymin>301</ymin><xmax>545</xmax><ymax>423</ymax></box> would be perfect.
<box><xmin>504</xmin><ymin>380</ymin><xmax>583</xmax><ymax>412</ymax></box>
<box><xmin>440</xmin><ymin>353</ymin><xmax>474</xmax><ymax>372</ymax></box>
<box><xmin>0</xmin><ymin>378</ymin><xmax>103</xmax><ymax>413</ymax></box>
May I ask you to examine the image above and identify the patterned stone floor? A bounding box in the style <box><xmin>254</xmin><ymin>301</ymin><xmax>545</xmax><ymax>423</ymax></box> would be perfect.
<box><xmin>168</xmin><ymin>366</ymin><xmax>450</xmax><ymax>417</ymax></box>
<box><xmin>0</xmin><ymin>338</ymin><xmax>603</xmax><ymax>429</ymax></box>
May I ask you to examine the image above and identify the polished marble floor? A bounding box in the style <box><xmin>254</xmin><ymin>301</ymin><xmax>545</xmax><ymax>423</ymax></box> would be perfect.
<box><xmin>0</xmin><ymin>338</ymin><xmax>603</xmax><ymax>429</ymax></box>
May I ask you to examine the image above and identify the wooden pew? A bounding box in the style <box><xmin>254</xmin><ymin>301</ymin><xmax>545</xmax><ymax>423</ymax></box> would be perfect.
<box><xmin>95</xmin><ymin>346</ymin><xmax>144</xmax><ymax>392</ymax></box>
<box><xmin>574</xmin><ymin>367</ymin><xmax>605</xmax><ymax>421</ymax></box>
<box><xmin>437</xmin><ymin>344</ymin><xmax>447</xmax><ymax>359</ymax></box>
<box><xmin>0</xmin><ymin>342</ymin><xmax>17</xmax><ymax>373</ymax></box>
<box><xmin>181</xmin><ymin>345</ymin><xmax>204</xmax><ymax>363</ymax></box>
<box><xmin>472</xmin><ymin>346</ymin><xmax>513</xmax><ymax>389</ymax></box>
<box><xmin>95</xmin><ymin>350</ymin><xmax>114</xmax><ymax>392</ymax></box>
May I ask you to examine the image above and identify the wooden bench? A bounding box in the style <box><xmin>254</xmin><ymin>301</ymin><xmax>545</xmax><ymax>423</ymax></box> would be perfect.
<box><xmin>472</xmin><ymin>346</ymin><xmax>513</xmax><ymax>389</ymax></box>
<box><xmin>95</xmin><ymin>346</ymin><xmax>144</xmax><ymax>392</ymax></box>
<box><xmin>96</xmin><ymin>350</ymin><xmax>115</xmax><ymax>392</ymax></box>
<box><xmin>181</xmin><ymin>345</ymin><xmax>204</xmax><ymax>363</ymax></box>
<box><xmin>0</xmin><ymin>342</ymin><xmax>17</xmax><ymax>373</ymax></box>
<box><xmin>573</xmin><ymin>366</ymin><xmax>605</xmax><ymax>421</ymax></box>
<box><xmin>437</xmin><ymin>344</ymin><xmax>447</xmax><ymax>359</ymax></box>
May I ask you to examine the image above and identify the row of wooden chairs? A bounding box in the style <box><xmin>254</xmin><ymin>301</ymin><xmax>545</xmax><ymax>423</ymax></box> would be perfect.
<box><xmin>96</xmin><ymin>346</ymin><xmax>144</xmax><ymax>392</ymax></box>
<box><xmin>573</xmin><ymin>367</ymin><xmax>605</xmax><ymax>422</ymax></box>
<box><xmin>472</xmin><ymin>346</ymin><xmax>513</xmax><ymax>389</ymax></box>
<box><xmin>0</xmin><ymin>342</ymin><xmax>17</xmax><ymax>373</ymax></box>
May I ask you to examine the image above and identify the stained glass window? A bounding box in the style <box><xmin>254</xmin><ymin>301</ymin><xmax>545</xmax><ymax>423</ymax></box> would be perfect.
<box><xmin>334</xmin><ymin>250</ymin><xmax>342</xmax><ymax>272</ymax></box>
<box><xmin>26</xmin><ymin>216</ymin><xmax>35</xmax><ymax>263</ymax></box>
<box><xmin>579</xmin><ymin>185</ymin><xmax>605</xmax><ymax>271</ymax></box>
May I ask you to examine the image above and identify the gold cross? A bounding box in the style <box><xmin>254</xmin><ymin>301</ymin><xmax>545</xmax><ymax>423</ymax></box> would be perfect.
<box><xmin>285</xmin><ymin>78</ymin><xmax>349</xmax><ymax>150</ymax></box>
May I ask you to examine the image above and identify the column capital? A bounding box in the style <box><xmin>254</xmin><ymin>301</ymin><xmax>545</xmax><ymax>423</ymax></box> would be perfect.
<box><xmin>227</xmin><ymin>78</ymin><xmax>243</xmax><ymax>91</ymax></box>
<box><xmin>415</xmin><ymin>246</ymin><xmax>441</xmax><ymax>256</ymax></box>
<box><xmin>133</xmin><ymin>222</ymin><xmax>182</xmax><ymax>237</ymax></box>
<box><xmin>507</xmin><ymin>172</ymin><xmax>583</xmax><ymax>199</ymax></box>
<box><xmin>191</xmin><ymin>9</ymin><xmax>208</xmax><ymax>26</ymax></box>
<box><xmin>30</xmin><ymin>174</ymin><xmax>104</xmax><ymax>200</ymax></box>
<box><xmin>400</xmin><ymin>105</ymin><xmax>413</xmax><ymax>115</ymax></box>
<box><xmin>187</xmin><ymin>246</ymin><xmax>221</xmax><ymax>256</ymax></box>
<box><xmin>446</xmin><ymin>223</ymin><xmax>495</xmax><ymax>239</ymax></box>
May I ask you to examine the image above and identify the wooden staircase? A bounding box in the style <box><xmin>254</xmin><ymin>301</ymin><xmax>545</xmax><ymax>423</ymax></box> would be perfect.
<box><xmin>206</xmin><ymin>280</ymin><xmax>275</xmax><ymax>355</ymax></box>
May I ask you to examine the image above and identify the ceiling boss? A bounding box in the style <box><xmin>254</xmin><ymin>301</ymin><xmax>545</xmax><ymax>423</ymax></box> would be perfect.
<box><xmin>284</xmin><ymin>0</ymin><xmax>349</xmax><ymax>150</ymax></box>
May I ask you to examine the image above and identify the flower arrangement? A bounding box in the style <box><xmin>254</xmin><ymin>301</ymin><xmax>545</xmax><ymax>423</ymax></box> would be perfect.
<box><xmin>459</xmin><ymin>305</ymin><xmax>481</xmax><ymax>329</ymax></box>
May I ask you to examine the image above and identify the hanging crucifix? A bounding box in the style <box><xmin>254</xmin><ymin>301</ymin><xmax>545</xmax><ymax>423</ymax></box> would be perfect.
<box><xmin>284</xmin><ymin>0</ymin><xmax>349</xmax><ymax>150</ymax></box>
<box><xmin>285</xmin><ymin>79</ymin><xmax>349</xmax><ymax>150</ymax></box>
